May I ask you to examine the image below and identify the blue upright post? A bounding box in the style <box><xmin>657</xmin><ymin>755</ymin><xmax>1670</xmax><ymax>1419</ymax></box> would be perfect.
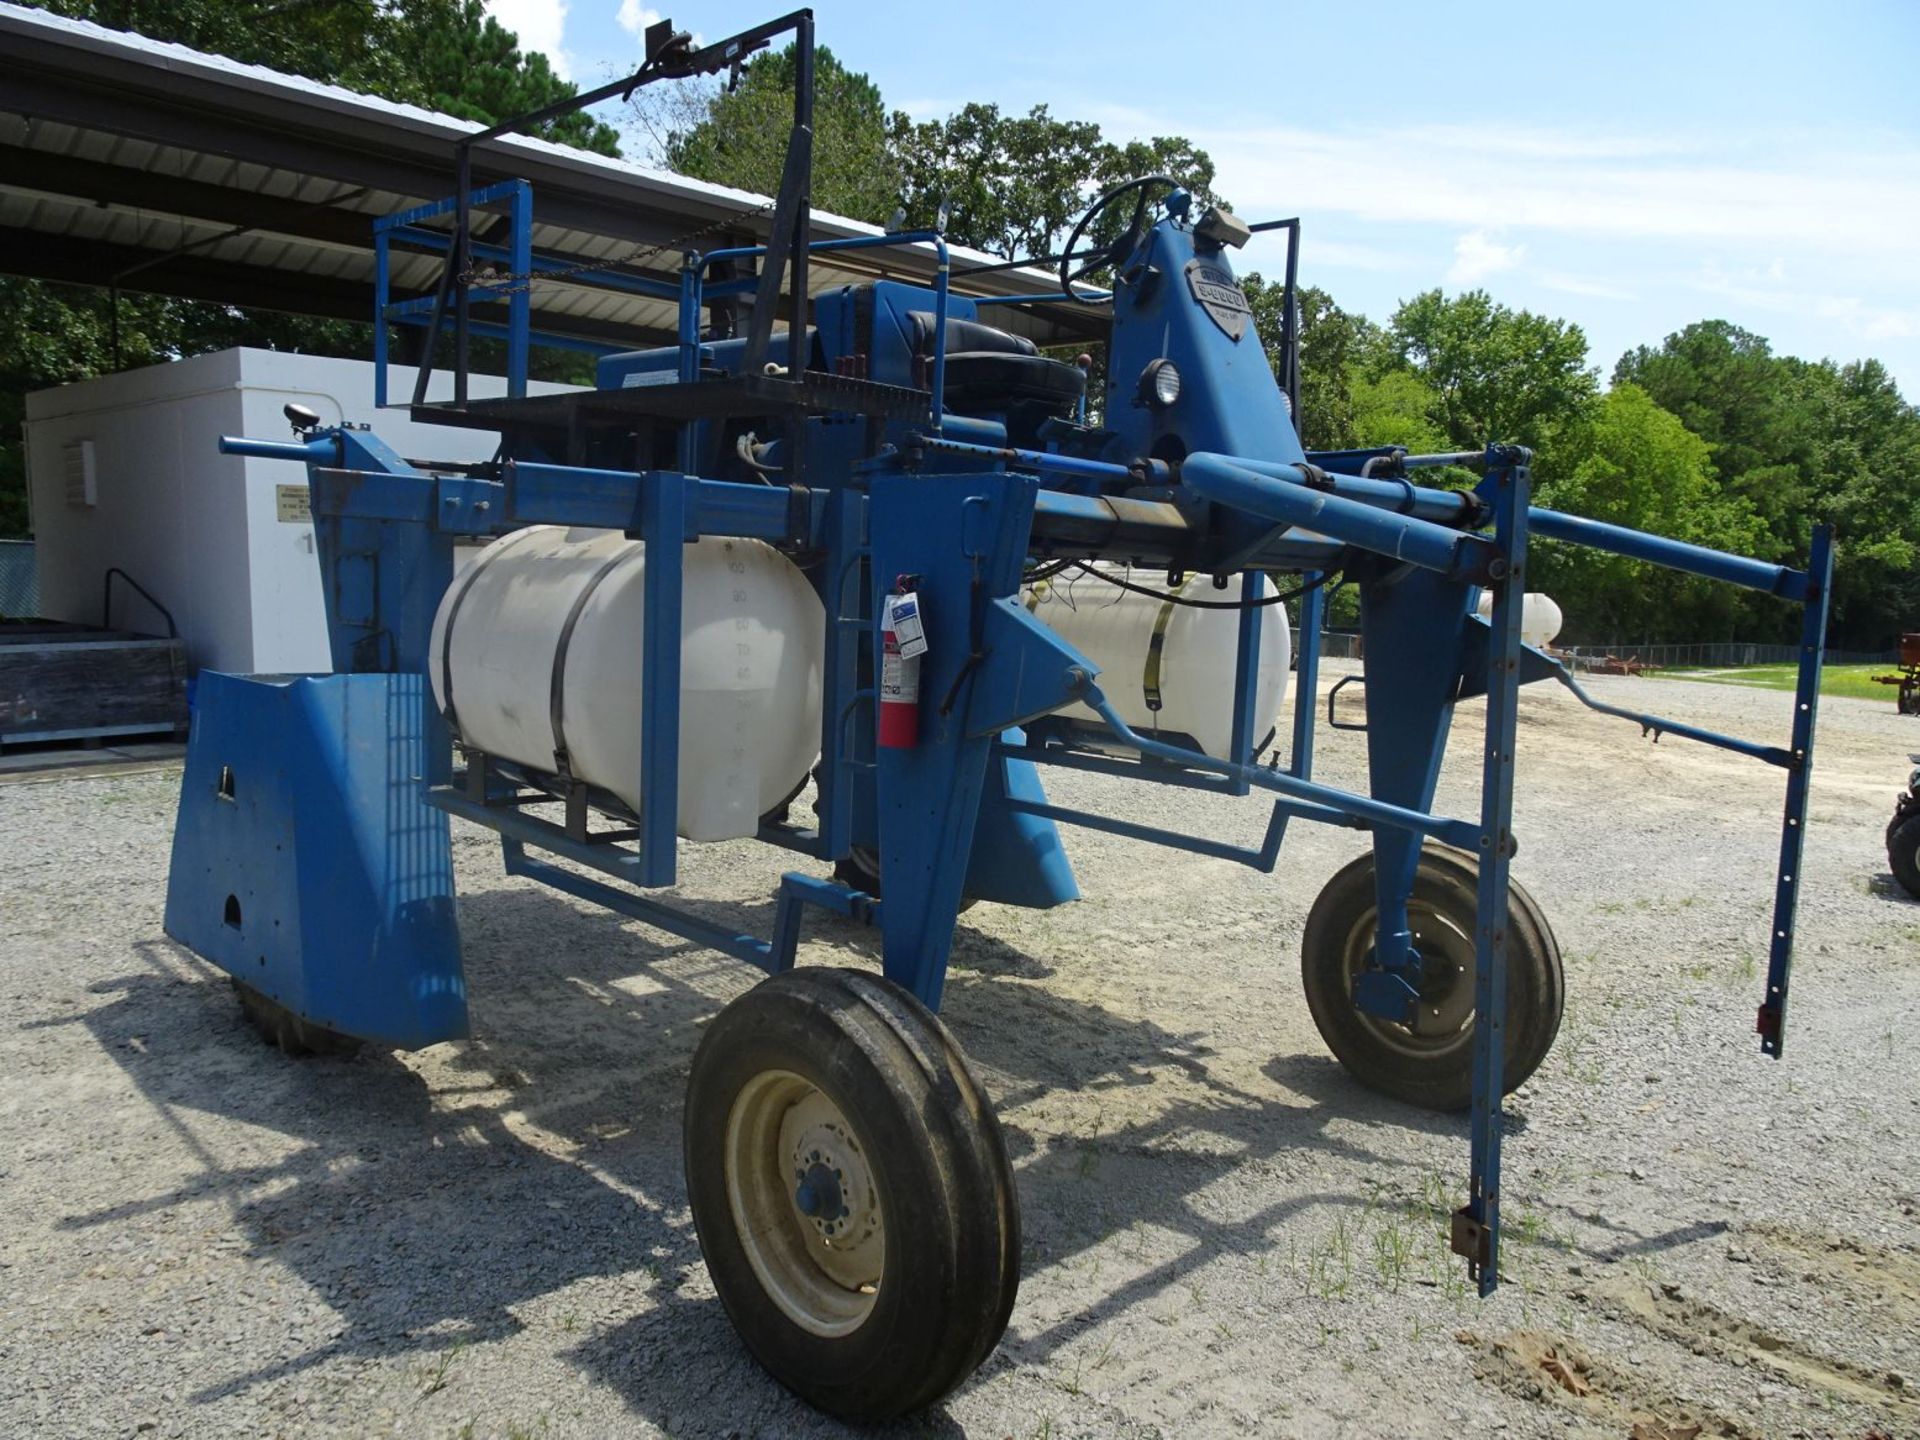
<box><xmin>638</xmin><ymin>473</ymin><xmax>687</xmax><ymax>887</ymax></box>
<box><xmin>1757</xmin><ymin>522</ymin><xmax>1833</xmax><ymax>1056</ymax></box>
<box><xmin>1455</xmin><ymin>445</ymin><xmax>1532</xmax><ymax>1296</ymax></box>
<box><xmin>1226</xmin><ymin>571</ymin><xmax>1265</xmax><ymax>795</ymax></box>
<box><xmin>1290</xmin><ymin>574</ymin><xmax>1324</xmax><ymax>780</ymax></box>
<box><xmin>815</xmin><ymin>484</ymin><xmax>863</xmax><ymax>860</ymax></box>
<box><xmin>677</xmin><ymin>261</ymin><xmax>701</xmax><ymax>474</ymax></box>
<box><xmin>677</xmin><ymin>262</ymin><xmax>701</xmax><ymax>381</ymax></box>
<box><xmin>373</xmin><ymin>229</ymin><xmax>390</xmax><ymax>409</ymax></box>
<box><xmin>507</xmin><ymin>181</ymin><xmax>532</xmax><ymax>400</ymax></box>
<box><xmin>1251</xmin><ymin>574</ymin><xmax>1325</xmax><ymax>871</ymax></box>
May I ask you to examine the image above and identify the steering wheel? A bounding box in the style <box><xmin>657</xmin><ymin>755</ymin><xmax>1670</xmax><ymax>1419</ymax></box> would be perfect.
<box><xmin>1058</xmin><ymin>175</ymin><xmax>1181</xmax><ymax>298</ymax></box>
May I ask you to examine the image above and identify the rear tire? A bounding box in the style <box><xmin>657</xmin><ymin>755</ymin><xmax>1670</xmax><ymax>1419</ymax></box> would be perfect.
<box><xmin>833</xmin><ymin>844</ymin><xmax>978</xmax><ymax>912</ymax></box>
<box><xmin>1301</xmin><ymin>844</ymin><xmax>1563</xmax><ymax>1111</ymax></box>
<box><xmin>684</xmin><ymin>967</ymin><xmax>1019</xmax><ymax>1421</ymax></box>
<box><xmin>1889</xmin><ymin>810</ymin><xmax>1920</xmax><ymax>900</ymax></box>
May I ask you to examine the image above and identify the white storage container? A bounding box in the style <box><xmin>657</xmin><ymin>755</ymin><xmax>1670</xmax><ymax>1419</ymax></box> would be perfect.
<box><xmin>1027</xmin><ymin>566</ymin><xmax>1291</xmax><ymax>758</ymax></box>
<box><xmin>24</xmin><ymin>348</ymin><xmax>575</xmax><ymax>673</ymax></box>
<box><xmin>429</xmin><ymin>526</ymin><xmax>825</xmax><ymax>843</ymax></box>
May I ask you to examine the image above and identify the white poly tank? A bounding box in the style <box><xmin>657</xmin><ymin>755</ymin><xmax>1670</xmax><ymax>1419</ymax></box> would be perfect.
<box><xmin>1027</xmin><ymin>566</ymin><xmax>1291</xmax><ymax>759</ymax></box>
<box><xmin>429</xmin><ymin>526</ymin><xmax>824</xmax><ymax>842</ymax></box>
<box><xmin>1475</xmin><ymin>591</ymin><xmax>1564</xmax><ymax>649</ymax></box>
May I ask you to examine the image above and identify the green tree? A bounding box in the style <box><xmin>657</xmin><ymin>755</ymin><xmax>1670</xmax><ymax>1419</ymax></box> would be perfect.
<box><xmin>1777</xmin><ymin>356</ymin><xmax>1920</xmax><ymax>645</ymax></box>
<box><xmin>393</xmin><ymin>0</ymin><xmax>621</xmax><ymax>155</ymax></box>
<box><xmin>1242</xmin><ymin>278</ymin><xmax>1385</xmax><ymax>450</ymax></box>
<box><xmin>891</xmin><ymin>103</ymin><xmax>1106</xmax><ymax>259</ymax></box>
<box><xmin>647</xmin><ymin>47</ymin><xmax>1218</xmax><ymax>272</ymax></box>
<box><xmin>655</xmin><ymin>45</ymin><xmax>895</xmax><ymax>224</ymax></box>
<box><xmin>890</xmin><ymin>106</ymin><xmax>1217</xmax><ymax>260</ymax></box>
<box><xmin>1530</xmin><ymin>384</ymin><xmax>1766</xmax><ymax>642</ymax></box>
<box><xmin>1386</xmin><ymin>288</ymin><xmax>1599</xmax><ymax>470</ymax></box>
<box><xmin>1614</xmin><ymin>321</ymin><xmax>1790</xmax><ymax>485</ymax></box>
<box><xmin>1094</xmin><ymin>135</ymin><xmax>1220</xmax><ymax>207</ymax></box>
<box><xmin>3</xmin><ymin>0</ymin><xmax>623</xmax><ymax>537</ymax></box>
<box><xmin>30</xmin><ymin>0</ymin><xmax>618</xmax><ymax>152</ymax></box>
<box><xmin>0</xmin><ymin>283</ymin><xmax>172</xmax><ymax>534</ymax></box>
<box><xmin>1348</xmin><ymin>370</ymin><xmax>1453</xmax><ymax>456</ymax></box>
<box><xmin>29</xmin><ymin>0</ymin><xmax>404</xmax><ymax>89</ymax></box>
<box><xmin>1619</xmin><ymin>321</ymin><xmax>1920</xmax><ymax>647</ymax></box>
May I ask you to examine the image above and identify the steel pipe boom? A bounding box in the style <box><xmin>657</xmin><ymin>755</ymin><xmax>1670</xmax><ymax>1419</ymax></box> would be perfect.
<box><xmin>218</xmin><ymin>433</ymin><xmax>342</xmax><ymax>465</ymax></box>
<box><xmin>1528</xmin><ymin>507</ymin><xmax>1809</xmax><ymax>599</ymax></box>
<box><xmin>1181</xmin><ymin>452</ymin><xmax>1493</xmax><ymax>579</ymax></box>
<box><xmin>1075</xmin><ymin>682</ymin><xmax>1483</xmax><ymax>852</ymax></box>
<box><xmin>1227</xmin><ymin>455</ymin><xmax>1482</xmax><ymax>527</ymax></box>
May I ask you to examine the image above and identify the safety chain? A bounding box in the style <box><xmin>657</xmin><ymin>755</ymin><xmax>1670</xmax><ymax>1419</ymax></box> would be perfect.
<box><xmin>455</xmin><ymin>200</ymin><xmax>777</xmax><ymax>297</ymax></box>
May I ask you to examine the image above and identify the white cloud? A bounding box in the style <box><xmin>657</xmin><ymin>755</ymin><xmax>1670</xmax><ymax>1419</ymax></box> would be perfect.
<box><xmin>894</xmin><ymin>97</ymin><xmax>962</xmax><ymax>121</ymax></box>
<box><xmin>1304</xmin><ymin>239</ymin><xmax>1411</xmax><ymax>273</ymax></box>
<box><xmin>1447</xmin><ymin>230</ymin><xmax>1525</xmax><ymax>286</ymax></box>
<box><xmin>1192</xmin><ymin>121</ymin><xmax>1920</xmax><ymax>264</ymax></box>
<box><xmin>616</xmin><ymin>0</ymin><xmax>661</xmax><ymax>37</ymax></box>
<box><xmin>1692</xmin><ymin>260</ymin><xmax>1919</xmax><ymax>342</ymax></box>
<box><xmin>1537</xmin><ymin>272</ymin><xmax>1638</xmax><ymax>302</ymax></box>
<box><xmin>485</xmin><ymin>0</ymin><xmax>572</xmax><ymax>79</ymax></box>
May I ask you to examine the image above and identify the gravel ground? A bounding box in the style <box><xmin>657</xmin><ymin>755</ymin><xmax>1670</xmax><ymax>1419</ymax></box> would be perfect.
<box><xmin>3</xmin><ymin>664</ymin><xmax>1917</xmax><ymax>1440</ymax></box>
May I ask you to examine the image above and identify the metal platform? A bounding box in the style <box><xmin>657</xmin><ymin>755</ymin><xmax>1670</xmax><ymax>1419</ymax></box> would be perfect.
<box><xmin>0</xmin><ymin>621</ymin><xmax>188</xmax><ymax>748</ymax></box>
<box><xmin>412</xmin><ymin>370</ymin><xmax>933</xmax><ymax>434</ymax></box>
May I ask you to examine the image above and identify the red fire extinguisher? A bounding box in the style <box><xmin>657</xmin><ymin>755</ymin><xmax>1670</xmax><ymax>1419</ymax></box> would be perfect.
<box><xmin>878</xmin><ymin>582</ymin><xmax>926</xmax><ymax>749</ymax></box>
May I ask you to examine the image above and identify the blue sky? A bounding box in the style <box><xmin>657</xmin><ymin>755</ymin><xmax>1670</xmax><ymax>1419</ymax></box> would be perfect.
<box><xmin>487</xmin><ymin>0</ymin><xmax>1920</xmax><ymax>393</ymax></box>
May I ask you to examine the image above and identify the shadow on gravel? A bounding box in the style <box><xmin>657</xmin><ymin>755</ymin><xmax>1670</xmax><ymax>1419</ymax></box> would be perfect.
<box><xmin>1865</xmin><ymin>872</ymin><xmax>1918</xmax><ymax>904</ymax></box>
<box><xmin>53</xmin><ymin>878</ymin><xmax>1667</xmax><ymax>1435</ymax></box>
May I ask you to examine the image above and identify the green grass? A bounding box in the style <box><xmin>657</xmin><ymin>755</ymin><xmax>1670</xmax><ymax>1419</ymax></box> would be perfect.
<box><xmin>1663</xmin><ymin>661</ymin><xmax>1903</xmax><ymax>702</ymax></box>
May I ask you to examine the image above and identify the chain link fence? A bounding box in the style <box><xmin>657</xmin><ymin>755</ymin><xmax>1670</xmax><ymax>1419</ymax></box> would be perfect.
<box><xmin>1559</xmin><ymin>641</ymin><xmax>1896</xmax><ymax>670</ymax></box>
<box><xmin>1310</xmin><ymin>632</ymin><xmax>1896</xmax><ymax>671</ymax></box>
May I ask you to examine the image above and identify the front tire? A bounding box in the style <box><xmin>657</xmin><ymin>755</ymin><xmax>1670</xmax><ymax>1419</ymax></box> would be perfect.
<box><xmin>1301</xmin><ymin>844</ymin><xmax>1563</xmax><ymax>1111</ymax></box>
<box><xmin>684</xmin><ymin>968</ymin><xmax>1019</xmax><ymax>1422</ymax></box>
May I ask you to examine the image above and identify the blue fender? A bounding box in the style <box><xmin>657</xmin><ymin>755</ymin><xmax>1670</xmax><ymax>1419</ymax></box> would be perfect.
<box><xmin>964</xmin><ymin>730</ymin><xmax>1081</xmax><ymax>909</ymax></box>
<box><xmin>163</xmin><ymin>671</ymin><xmax>467</xmax><ymax>1049</ymax></box>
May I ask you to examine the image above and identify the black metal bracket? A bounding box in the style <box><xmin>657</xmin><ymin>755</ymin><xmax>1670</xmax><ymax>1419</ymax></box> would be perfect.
<box><xmin>1450</xmin><ymin>1206</ymin><xmax>1492</xmax><ymax>1270</ymax></box>
<box><xmin>1327</xmin><ymin>674</ymin><xmax>1367</xmax><ymax>732</ymax></box>
<box><xmin>413</xmin><ymin>9</ymin><xmax>819</xmax><ymax>413</ymax></box>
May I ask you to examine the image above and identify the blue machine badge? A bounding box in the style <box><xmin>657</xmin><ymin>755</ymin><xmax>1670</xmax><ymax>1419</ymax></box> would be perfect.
<box><xmin>1185</xmin><ymin>259</ymin><xmax>1253</xmax><ymax>341</ymax></box>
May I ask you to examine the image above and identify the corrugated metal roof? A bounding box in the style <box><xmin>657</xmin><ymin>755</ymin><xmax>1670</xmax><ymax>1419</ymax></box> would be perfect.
<box><xmin>0</xmin><ymin>3</ymin><xmax>1096</xmax><ymax>350</ymax></box>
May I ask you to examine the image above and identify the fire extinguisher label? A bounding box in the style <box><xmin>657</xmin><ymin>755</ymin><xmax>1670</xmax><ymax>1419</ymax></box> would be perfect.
<box><xmin>880</xmin><ymin>642</ymin><xmax>917</xmax><ymax>701</ymax></box>
<box><xmin>887</xmin><ymin>592</ymin><xmax>928</xmax><ymax>659</ymax></box>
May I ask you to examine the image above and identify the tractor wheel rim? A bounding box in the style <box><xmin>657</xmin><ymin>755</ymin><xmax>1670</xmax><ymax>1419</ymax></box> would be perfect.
<box><xmin>1341</xmin><ymin>900</ymin><xmax>1479</xmax><ymax>1056</ymax></box>
<box><xmin>724</xmin><ymin>1069</ymin><xmax>883</xmax><ymax>1338</ymax></box>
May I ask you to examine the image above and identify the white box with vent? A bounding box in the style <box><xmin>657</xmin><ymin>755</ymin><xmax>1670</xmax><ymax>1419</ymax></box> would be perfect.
<box><xmin>25</xmin><ymin>348</ymin><xmax>571</xmax><ymax>673</ymax></box>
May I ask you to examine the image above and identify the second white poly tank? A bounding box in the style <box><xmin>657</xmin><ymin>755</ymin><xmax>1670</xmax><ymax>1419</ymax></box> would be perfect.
<box><xmin>1026</xmin><ymin>565</ymin><xmax>1291</xmax><ymax>758</ymax></box>
<box><xmin>1475</xmin><ymin>590</ymin><xmax>1564</xmax><ymax>649</ymax></box>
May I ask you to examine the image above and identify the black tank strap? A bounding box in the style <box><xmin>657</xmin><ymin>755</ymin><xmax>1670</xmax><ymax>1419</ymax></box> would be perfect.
<box><xmin>549</xmin><ymin>541</ymin><xmax>641</xmax><ymax>780</ymax></box>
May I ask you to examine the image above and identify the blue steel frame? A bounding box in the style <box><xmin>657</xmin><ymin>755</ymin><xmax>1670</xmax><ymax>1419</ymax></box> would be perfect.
<box><xmin>373</xmin><ymin>180</ymin><xmax>545</xmax><ymax>409</ymax></box>
<box><xmin>687</xmin><ymin>230</ymin><xmax>956</xmax><ymax>427</ymax></box>
<box><xmin>214</xmin><ymin>182</ymin><xmax>1838</xmax><ymax>1300</ymax></box>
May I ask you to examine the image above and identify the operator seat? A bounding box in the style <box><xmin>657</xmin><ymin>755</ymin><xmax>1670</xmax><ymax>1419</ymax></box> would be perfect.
<box><xmin>907</xmin><ymin>312</ymin><xmax>1086</xmax><ymax>415</ymax></box>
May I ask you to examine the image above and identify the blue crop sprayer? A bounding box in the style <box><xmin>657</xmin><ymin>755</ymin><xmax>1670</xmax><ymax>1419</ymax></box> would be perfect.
<box><xmin>167</xmin><ymin>10</ymin><xmax>1834</xmax><ymax>1420</ymax></box>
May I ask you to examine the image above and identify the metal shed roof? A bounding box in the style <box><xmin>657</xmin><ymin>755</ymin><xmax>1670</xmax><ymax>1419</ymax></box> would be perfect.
<box><xmin>0</xmin><ymin>3</ymin><xmax>1096</xmax><ymax>352</ymax></box>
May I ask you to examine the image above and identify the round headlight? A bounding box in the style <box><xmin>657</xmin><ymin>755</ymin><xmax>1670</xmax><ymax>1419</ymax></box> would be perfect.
<box><xmin>1139</xmin><ymin>358</ymin><xmax>1181</xmax><ymax>409</ymax></box>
